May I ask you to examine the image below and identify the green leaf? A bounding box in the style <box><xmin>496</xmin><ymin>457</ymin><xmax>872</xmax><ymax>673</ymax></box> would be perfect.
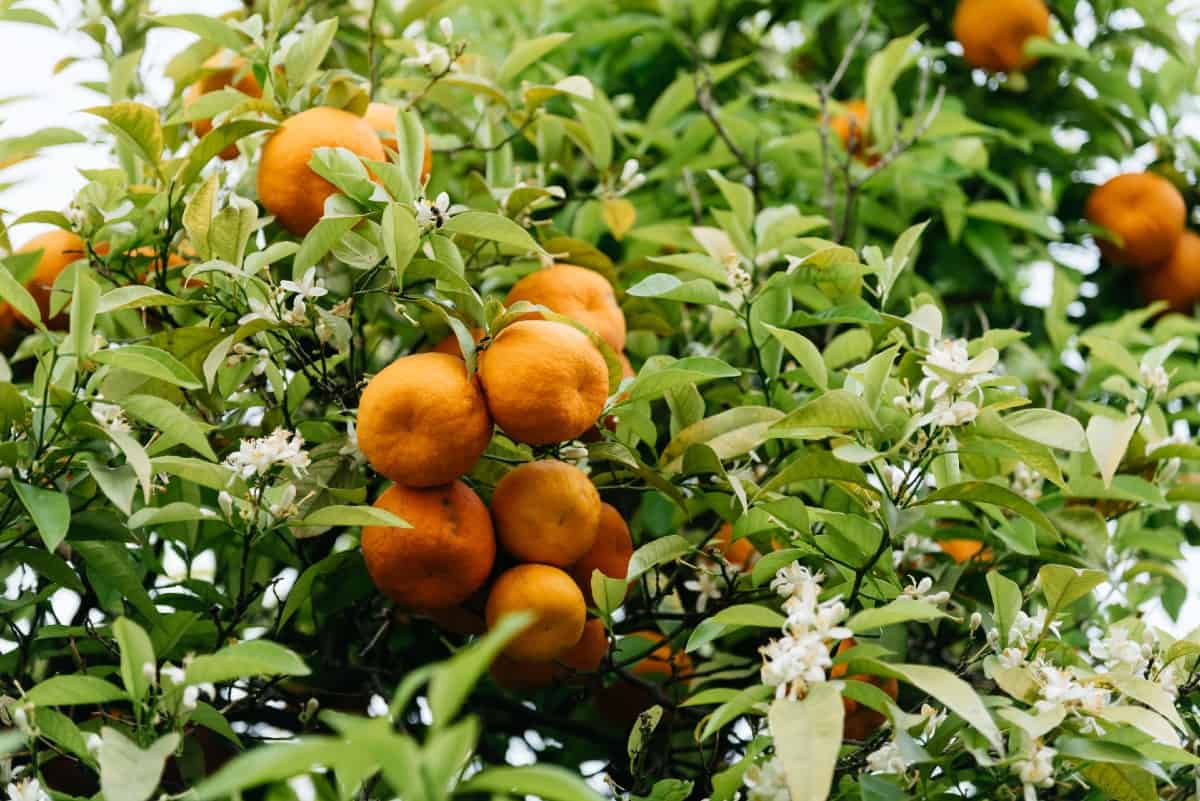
<box><xmin>756</xmin><ymin>450</ymin><xmax>871</xmax><ymax>495</ymax></box>
<box><xmin>127</xmin><ymin>502</ymin><xmax>216</xmax><ymax>529</ymax></box>
<box><xmin>98</xmin><ymin>728</ymin><xmax>179</xmax><ymax>801</ymax></box>
<box><xmin>97</xmin><ymin>285</ymin><xmax>190</xmax><ymax>314</ymax></box>
<box><xmin>768</xmin><ymin>683</ymin><xmax>844</xmax><ymax>801</ymax></box>
<box><xmin>92</xmin><ymin>345</ymin><xmax>203</xmax><ymax>389</ymax></box>
<box><xmin>12</xmin><ymin>480</ymin><xmax>70</xmax><ymax>551</ymax></box>
<box><xmin>192</xmin><ymin>738</ymin><xmax>342</xmax><ymax>800</ymax></box>
<box><xmin>68</xmin><ymin>267</ymin><xmax>100</xmax><ymax>361</ymax></box>
<box><xmin>457</xmin><ymin>765</ymin><xmax>607</xmax><ymax>801</ymax></box>
<box><xmin>382</xmin><ymin>202</ymin><xmax>420</xmax><ymax>289</ymax></box>
<box><xmin>150</xmin><ymin>14</ymin><xmax>247</xmax><ymax>50</ymax></box>
<box><xmin>1081</xmin><ymin>763</ymin><xmax>1157</xmax><ymax>801</ymax></box>
<box><xmin>310</xmin><ymin>146</ymin><xmax>376</xmax><ymax>202</ymax></box>
<box><xmin>0</xmin><ymin>258</ymin><xmax>43</xmax><ymax>327</ymax></box>
<box><xmin>763</xmin><ymin>324</ymin><xmax>827</xmax><ymax>389</ymax></box>
<box><xmin>627</xmin><ymin>535</ymin><xmax>692</xmax><ymax>580</ymax></box>
<box><xmin>1004</xmin><ymin>408</ymin><xmax>1087</xmax><ymax>452</ymax></box>
<box><xmin>114</xmin><ymin>617</ymin><xmax>155</xmax><ymax>702</ymax></box>
<box><xmin>965</xmin><ymin>201</ymin><xmax>1060</xmax><ymax>240</ymax></box>
<box><xmin>915</xmin><ymin>481</ymin><xmax>1057</xmax><ymax>541</ymax></box>
<box><xmin>863</xmin><ymin>661</ymin><xmax>1003</xmax><ymax>751</ymax></box>
<box><xmin>847</xmin><ymin>599</ymin><xmax>949</xmax><ymax>633</ymax></box>
<box><xmin>427</xmin><ymin>611</ymin><xmax>533</xmax><ymax>724</ymax></box>
<box><xmin>108</xmin><ymin>429</ymin><xmax>153</xmax><ymax>505</ymax></box>
<box><xmin>1086</xmin><ymin>414</ymin><xmax>1138</xmax><ymax>488</ymax></box>
<box><xmin>209</xmin><ymin>193</ymin><xmax>258</xmax><ymax>266</ymax></box>
<box><xmin>35</xmin><ymin>707</ymin><xmax>92</xmax><ymax>763</ymax></box>
<box><xmin>177</xmin><ymin>120</ymin><xmax>276</xmax><ymax>190</ymax></box>
<box><xmin>152</xmin><ymin>455</ymin><xmax>244</xmax><ymax>494</ymax></box>
<box><xmin>619</xmin><ymin>357</ymin><xmax>739</xmax><ymax>404</ymax></box>
<box><xmin>25</xmin><ymin>675</ymin><xmax>128</xmax><ymax>706</ymax></box>
<box><xmin>284</xmin><ymin>17</ymin><xmax>338</xmax><ymax>87</ymax></box>
<box><xmin>1038</xmin><ymin>564</ymin><xmax>1106</xmax><ymax>619</ymax></box>
<box><xmin>662</xmin><ymin>407</ymin><xmax>784</xmax><ymax>472</ymax></box>
<box><xmin>85</xmin><ymin>102</ymin><xmax>163</xmax><ymax>170</ymax></box>
<box><xmin>627</xmin><ymin>273</ymin><xmax>724</xmax><ymax>305</ymax></box>
<box><xmin>498</xmin><ymin>32</ymin><xmax>572</xmax><ymax>84</ymax></box>
<box><xmin>123</xmin><ymin>394</ymin><xmax>216</xmax><ymax>461</ymax></box>
<box><xmin>295</xmin><ymin>504</ymin><xmax>408</xmax><ymax>528</ymax></box>
<box><xmin>186</xmin><ymin>640</ymin><xmax>311</xmax><ymax>685</ymax></box>
<box><xmin>986</xmin><ymin>571</ymin><xmax>1022</xmax><ymax>649</ymax></box>
<box><xmin>72</xmin><ymin>540</ymin><xmax>159</xmax><ymax>622</ymax></box>
<box><xmin>698</xmin><ymin>684</ymin><xmax>774</xmax><ymax>741</ymax></box>
<box><xmin>647</xmin><ymin>252</ymin><xmax>730</xmax><ymax>284</ymax></box>
<box><xmin>771</xmin><ymin>389</ymin><xmax>877</xmax><ymax>433</ymax></box>
<box><xmin>441</xmin><ymin>211</ymin><xmax>538</xmax><ymax>252</ymax></box>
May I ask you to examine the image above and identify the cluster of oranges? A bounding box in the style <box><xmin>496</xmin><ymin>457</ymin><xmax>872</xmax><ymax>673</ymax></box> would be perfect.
<box><xmin>1086</xmin><ymin>172</ymin><xmax>1199</xmax><ymax>313</ymax></box>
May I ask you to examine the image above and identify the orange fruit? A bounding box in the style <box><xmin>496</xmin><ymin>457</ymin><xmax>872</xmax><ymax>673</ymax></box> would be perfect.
<box><xmin>570</xmin><ymin>502</ymin><xmax>633</xmax><ymax>603</ymax></box>
<box><xmin>830</xmin><ymin>639</ymin><xmax>899</xmax><ymax>741</ymax></box>
<box><xmin>257</xmin><ymin>106</ymin><xmax>385</xmax><ymax>235</ymax></box>
<box><xmin>1141</xmin><ymin>230</ymin><xmax>1200</xmax><ymax>313</ymax></box>
<box><xmin>599</xmin><ymin>630</ymin><xmax>693</xmax><ymax>723</ymax></box>
<box><xmin>491</xmin><ymin>460</ymin><xmax>601</xmax><ymax>566</ymax></box>
<box><xmin>711</xmin><ymin>522</ymin><xmax>758</xmax><ymax>570</ymax></box>
<box><xmin>488</xmin><ymin>618</ymin><xmax>609</xmax><ymax>691</ymax></box>
<box><xmin>562</xmin><ymin>617</ymin><xmax>609</xmax><ymax>673</ymax></box>
<box><xmin>1086</xmin><ymin>173</ymin><xmax>1187</xmax><ymax>268</ymax></box>
<box><xmin>953</xmin><ymin>0</ymin><xmax>1050</xmax><ymax>74</ymax></box>
<box><xmin>485</xmin><ymin>564</ymin><xmax>587</xmax><ymax>661</ymax></box>
<box><xmin>185</xmin><ymin>53</ymin><xmax>262</xmax><ymax>160</ymax></box>
<box><xmin>357</xmin><ymin>352</ymin><xmax>493</xmax><ymax>487</ymax></box>
<box><xmin>478</xmin><ymin>320</ymin><xmax>609</xmax><ymax>445</ymax></box>
<box><xmin>361</xmin><ymin>481</ymin><xmax>496</xmax><ymax>610</ymax></box>
<box><xmin>504</xmin><ymin>264</ymin><xmax>627</xmax><ymax>351</ymax></box>
<box><xmin>363</xmin><ymin>101</ymin><xmax>434</xmax><ymax>185</ymax></box>
<box><xmin>830</xmin><ymin>99</ymin><xmax>870</xmax><ymax>155</ymax></box>
<box><xmin>5</xmin><ymin>230</ymin><xmax>88</xmax><ymax>328</ymax></box>
<box><xmin>939</xmin><ymin>538</ymin><xmax>993</xmax><ymax>564</ymax></box>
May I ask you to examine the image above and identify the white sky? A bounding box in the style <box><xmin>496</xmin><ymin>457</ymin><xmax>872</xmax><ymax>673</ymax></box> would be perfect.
<box><xmin>0</xmin><ymin>2</ymin><xmax>1197</xmax><ymax>635</ymax></box>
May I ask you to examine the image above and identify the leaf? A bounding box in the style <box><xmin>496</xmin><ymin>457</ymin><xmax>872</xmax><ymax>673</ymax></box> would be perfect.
<box><xmin>295</xmin><ymin>504</ymin><xmax>408</xmax><ymax>528</ymax></box>
<box><xmin>864</xmin><ymin>661</ymin><xmax>1003</xmax><ymax>751</ymax></box>
<box><xmin>879</xmin><ymin>220</ymin><xmax>928</xmax><ymax>306</ymax></box>
<box><xmin>192</xmin><ymin>738</ymin><xmax>342</xmax><ymax>800</ymax></box>
<box><xmin>627</xmin><ymin>535</ymin><xmax>692</xmax><ymax>580</ymax></box>
<box><xmin>771</xmin><ymin>389</ymin><xmax>877</xmax><ymax>432</ymax></box>
<box><xmin>69</xmin><ymin>267</ymin><xmax>100</xmax><ymax>361</ymax></box>
<box><xmin>457</xmin><ymin>765</ymin><xmax>607</xmax><ymax>801</ymax></box>
<box><xmin>382</xmin><ymin>202</ymin><xmax>420</xmax><ymax>288</ymax></box>
<box><xmin>1087</xmin><ymin>414</ymin><xmax>1138</xmax><ymax>488</ymax></box>
<box><xmin>97</xmin><ymin>285</ymin><xmax>190</xmax><ymax>314</ymax></box>
<box><xmin>662</xmin><ymin>407</ymin><xmax>785</xmax><ymax>472</ymax></box>
<box><xmin>99</xmin><ymin>728</ymin><xmax>180</xmax><ymax>801</ymax></box>
<box><xmin>763</xmin><ymin>324</ymin><xmax>827</xmax><ymax>389</ymax></box>
<box><xmin>627</xmin><ymin>273</ymin><xmax>723</xmax><ymax>305</ymax></box>
<box><xmin>152</xmin><ymin>455</ymin><xmax>243</xmax><ymax>494</ymax></box>
<box><xmin>441</xmin><ymin>211</ymin><xmax>538</xmax><ymax>252</ymax></box>
<box><xmin>1005</xmin><ymin>408</ymin><xmax>1087</xmax><ymax>452</ymax></box>
<box><xmin>647</xmin><ymin>252</ymin><xmax>729</xmax><ymax>284</ymax></box>
<box><xmin>25</xmin><ymin>675</ymin><xmax>128</xmax><ymax>706</ymax></box>
<box><xmin>915</xmin><ymin>481</ymin><xmax>1056</xmax><ymax>540</ymax></box>
<box><xmin>177</xmin><ymin>120</ymin><xmax>276</xmax><ymax>189</ymax></box>
<box><xmin>185</xmin><ymin>640</ymin><xmax>311</xmax><ymax>685</ymax></box>
<box><xmin>114</xmin><ymin>617</ymin><xmax>155</xmax><ymax>701</ymax></box>
<box><xmin>602</xmin><ymin>197</ymin><xmax>637</xmax><ymax>240</ymax></box>
<box><xmin>769</xmin><ymin>683</ymin><xmax>844</xmax><ymax>801</ymax></box>
<box><xmin>756</xmin><ymin>450</ymin><xmax>871</xmax><ymax>495</ymax></box>
<box><xmin>986</xmin><ymin>571</ymin><xmax>1022</xmax><ymax>649</ymax></box>
<box><xmin>183</xmin><ymin>172</ymin><xmax>218</xmax><ymax>261</ymax></box>
<box><xmin>108</xmin><ymin>429</ymin><xmax>153</xmax><ymax>505</ymax></box>
<box><xmin>127</xmin><ymin>502</ymin><xmax>216</xmax><ymax>529</ymax></box>
<box><xmin>92</xmin><ymin>345</ymin><xmax>203</xmax><ymax>389</ymax></box>
<box><xmin>35</xmin><ymin>707</ymin><xmax>92</xmax><ymax>763</ymax></box>
<box><xmin>966</xmin><ymin>201</ymin><xmax>1061</xmax><ymax>240</ymax></box>
<box><xmin>85</xmin><ymin>102</ymin><xmax>163</xmax><ymax>170</ymax></box>
<box><xmin>150</xmin><ymin>14</ymin><xmax>247</xmax><ymax>50</ymax></box>
<box><xmin>309</xmin><ymin>146</ymin><xmax>376</xmax><ymax>202</ymax></box>
<box><xmin>498</xmin><ymin>32</ymin><xmax>572</xmax><ymax>84</ymax></box>
<box><xmin>1038</xmin><ymin>564</ymin><xmax>1106</xmax><ymax>618</ymax></box>
<box><xmin>1081</xmin><ymin>763</ymin><xmax>1157</xmax><ymax>801</ymax></box>
<box><xmin>619</xmin><ymin>357</ymin><xmax>739</xmax><ymax>404</ymax></box>
<box><xmin>427</xmin><ymin>611</ymin><xmax>533</xmax><ymax>724</ymax></box>
<box><xmin>12</xmin><ymin>480</ymin><xmax>70</xmax><ymax>551</ymax></box>
<box><xmin>284</xmin><ymin>17</ymin><xmax>337</xmax><ymax>86</ymax></box>
<box><xmin>122</xmin><ymin>395</ymin><xmax>216</xmax><ymax>461</ymax></box>
<box><xmin>847</xmin><ymin>599</ymin><xmax>949</xmax><ymax>633</ymax></box>
<box><xmin>699</xmin><ymin>684</ymin><xmax>774</xmax><ymax>741</ymax></box>
<box><xmin>0</xmin><ymin>258</ymin><xmax>42</xmax><ymax>327</ymax></box>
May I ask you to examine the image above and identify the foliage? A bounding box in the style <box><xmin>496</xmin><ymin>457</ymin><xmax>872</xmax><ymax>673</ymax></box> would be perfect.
<box><xmin>0</xmin><ymin>1</ymin><xmax>1199</xmax><ymax>800</ymax></box>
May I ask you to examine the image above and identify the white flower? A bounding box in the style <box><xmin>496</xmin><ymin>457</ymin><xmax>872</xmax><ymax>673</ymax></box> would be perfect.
<box><xmin>5</xmin><ymin>778</ymin><xmax>49</xmax><ymax>801</ymax></box>
<box><xmin>771</xmin><ymin>563</ymin><xmax>821</xmax><ymax>600</ymax></box>
<box><xmin>160</xmin><ymin>664</ymin><xmax>186</xmax><ymax>686</ymax></box>
<box><xmin>918</xmin><ymin>704</ymin><xmax>946</xmax><ymax>741</ymax></box>
<box><xmin>181</xmin><ymin>685</ymin><xmax>200</xmax><ymax>711</ymax></box>
<box><xmin>743</xmin><ymin>757</ymin><xmax>790</xmax><ymax>801</ymax></box>
<box><xmin>238</xmin><ymin>295</ymin><xmax>285</xmax><ymax>326</ymax></box>
<box><xmin>367</xmin><ymin>694</ymin><xmax>389</xmax><ymax>718</ymax></box>
<box><xmin>969</xmin><ymin>612</ymin><xmax>983</xmax><ymax>633</ymax></box>
<box><xmin>339</xmin><ymin>421</ymin><xmax>364</xmax><ymax>463</ymax></box>
<box><xmin>997</xmin><ymin>647</ymin><xmax>1026</xmax><ymax>669</ymax></box>
<box><xmin>901</xmin><ymin>575</ymin><xmax>951</xmax><ymax>607</ymax></box>
<box><xmin>560</xmin><ymin>443</ymin><xmax>589</xmax><ymax>462</ymax></box>
<box><xmin>683</xmin><ymin>559</ymin><xmax>724</xmax><ymax>613</ymax></box>
<box><xmin>437</xmin><ymin>17</ymin><xmax>454</xmax><ymax>41</ymax></box>
<box><xmin>223</xmin><ymin>428</ymin><xmax>311</xmax><ymax>480</ymax></box>
<box><xmin>893</xmin><ymin>533</ymin><xmax>939</xmax><ymax>569</ymax></box>
<box><xmin>1013</xmin><ymin>741</ymin><xmax>1056</xmax><ymax>798</ymax></box>
<box><xmin>142</xmin><ymin>662</ymin><xmax>157</xmax><ymax>683</ymax></box>
<box><xmin>1032</xmin><ymin>662</ymin><xmax>1108</xmax><ymax>716</ymax></box>
<box><xmin>404</xmin><ymin>41</ymin><xmax>455</xmax><ymax>73</ymax></box>
<box><xmin>1012</xmin><ymin>461</ymin><xmax>1042</xmax><ymax>501</ymax></box>
<box><xmin>1139</xmin><ymin>363</ymin><xmax>1169</xmax><ymax>400</ymax></box>
<box><xmin>92</xmin><ymin>401</ymin><xmax>131</xmax><ymax>435</ymax></box>
<box><xmin>880</xmin><ymin>464</ymin><xmax>906</xmax><ymax>497</ymax></box>
<box><xmin>865</xmin><ymin>740</ymin><xmax>909</xmax><ymax>774</ymax></box>
<box><xmin>415</xmin><ymin>192</ymin><xmax>465</xmax><ymax>229</ymax></box>
<box><xmin>1156</xmin><ymin>662</ymin><xmax>1181</xmax><ymax>698</ymax></box>
<box><xmin>268</xmin><ymin>483</ymin><xmax>299</xmax><ymax>519</ymax></box>
<box><xmin>218</xmin><ymin>490</ymin><xmax>235</xmax><ymax>519</ymax></box>
<box><xmin>85</xmin><ymin>733</ymin><xmax>102</xmax><ymax>756</ymax></box>
<box><xmin>280</xmin><ymin>267</ymin><xmax>328</xmax><ymax>302</ymax></box>
<box><xmin>761</xmin><ymin>564</ymin><xmax>850</xmax><ymax>699</ymax></box>
<box><xmin>925</xmin><ymin>337</ymin><xmax>972</xmax><ymax>375</ymax></box>
<box><xmin>1089</xmin><ymin>623</ymin><xmax>1152</xmax><ymax>677</ymax></box>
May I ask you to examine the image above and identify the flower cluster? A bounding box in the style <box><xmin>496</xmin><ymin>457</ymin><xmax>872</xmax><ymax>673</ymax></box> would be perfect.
<box><xmin>239</xmin><ymin>268</ymin><xmax>328</xmax><ymax>328</ymax></box>
<box><xmin>1012</xmin><ymin>741</ymin><xmax>1057</xmax><ymax>801</ymax></box>
<box><xmin>223</xmin><ymin>428</ymin><xmax>311</xmax><ymax>481</ymax></box>
<box><xmin>894</xmin><ymin>338</ymin><xmax>999</xmax><ymax>429</ymax></box>
<box><xmin>1087</xmin><ymin>622</ymin><xmax>1153</xmax><ymax>677</ymax></box>
<box><xmin>988</xmin><ymin>607</ymin><xmax>1058</xmax><ymax>668</ymax></box>
<box><xmin>742</xmin><ymin>755</ymin><xmax>790</xmax><ymax>801</ymax></box>
<box><xmin>1031</xmin><ymin>661</ymin><xmax>1110</xmax><ymax>721</ymax></box>
<box><xmin>760</xmin><ymin>564</ymin><xmax>851</xmax><ymax>700</ymax></box>
<box><xmin>91</xmin><ymin>400</ymin><xmax>131</xmax><ymax>435</ymax></box>
<box><xmin>415</xmin><ymin>192</ymin><xmax>466</xmax><ymax>230</ymax></box>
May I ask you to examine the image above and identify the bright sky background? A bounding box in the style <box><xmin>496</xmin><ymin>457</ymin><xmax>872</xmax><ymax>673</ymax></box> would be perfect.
<box><xmin>0</xmin><ymin>1</ymin><xmax>1197</xmax><ymax>635</ymax></box>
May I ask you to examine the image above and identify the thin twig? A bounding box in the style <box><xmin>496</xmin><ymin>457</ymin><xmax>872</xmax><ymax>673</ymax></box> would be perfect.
<box><xmin>818</xmin><ymin>1</ymin><xmax>875</xmax><ymax>225</ymax></box>
<box><xmin>693</xmin><ymin>49</ymin><xmax>762</xmax><ymax>204</ymax></box>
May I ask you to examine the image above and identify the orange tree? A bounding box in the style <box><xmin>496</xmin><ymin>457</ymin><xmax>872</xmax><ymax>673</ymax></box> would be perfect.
<box><xmin>0</xmin><ymin>1</ymin><xmax>1198</xmax><ymax>800</ymax></box>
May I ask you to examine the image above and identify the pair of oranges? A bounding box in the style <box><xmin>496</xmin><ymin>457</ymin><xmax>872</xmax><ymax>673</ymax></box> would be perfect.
<box><xmin>1086</xmin><ymin>173</ymin><xmax>1199</xmax><ymax>313</ymax></box>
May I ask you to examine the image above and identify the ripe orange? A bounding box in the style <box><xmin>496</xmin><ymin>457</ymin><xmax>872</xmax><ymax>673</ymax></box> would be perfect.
<box><xmin>939</xmin><ymin>538</ymin><xmax>993</xmax><ymax>564</ymax></box>
<box><xmin>485</xmin><ymin>564</ymin><xmax>587</xmax><ymax>661</ymax></box>
<box><xmin>491</xmin><ymin>460</ymin><xmax>601</xmax><ymax>566</ymax></box>
<box><xmin>504</xmin><ymin>264</ymin><xmax>627</xmax><ymax>351</ymax></box>
<box><xmin>562</xmin><ymin>617</ymin><xmax>609</xmax><ymax>673</ymax></box>
<box><xmin>599</xmin><ymin>630</ymin><xmax>693</xmax><ymax>723</ymax></box>
<box><xmin>478</xmin><ymin>320</ymin><xmax>610</xmax><ymax>445</ymax></box>
<box><xmin>185</xmin><ymin>53</ymin><xmax>262</xmax><ymax>160</ymax></box>
<box><xmin>1141</xmin><ymin>230</ymin><xmax>1200</xmax><ymax>313</ymax></box>
<box><xmin>5</xmin><ymin>230</ymin><xmax>89</xmax><ymax>328</ymax></box>
<box><xmin>830</xmin><ymin>639</ymin><xmax>899</xmax><ymax>741</ymax></box>
<box><xmin>1086</xmin><ymin>173</ymin><xmax>1187</xmax><ymax>269</ymax></box>
<box><xmin>357</xmin><ymin>352</ymin><xmax>493</xmax><ymax>487</ymax></box>
<box><xmin>363</xmin><ymin>101</ymin><xmax>433</xmax><ymax>185</ymax></box>
<box><xmin>488</xmin><ymin>618</ymin><xmax>609</xmax><ymax>691</ymax></box>
<box><xmin>361</xmin><ymin>481</ymin><xmax>496</xmax><ymax>610</ymax></box>
<box><xmin>711</xmin><ymin>522</ymin><xmax>758</xmax><ymax>570</ymax></box>
<box><xmin>953</xmin><ymin>0</ymin><xmax>1050</xmax><ymax>74</ymax></box>
<box><xmin>570</xmin><ymin>502</ymin><xmax>633</xmax><ymax>603</ymax></box>
<box><xmin>257</xmin><ymin>106</ymin><xmax>385</xmax><ymax>235</ymax></box>
<box><xmin>830</xmin><ymin>100</ymin><xmax>870</xmax><ymax>156</ymax></box>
